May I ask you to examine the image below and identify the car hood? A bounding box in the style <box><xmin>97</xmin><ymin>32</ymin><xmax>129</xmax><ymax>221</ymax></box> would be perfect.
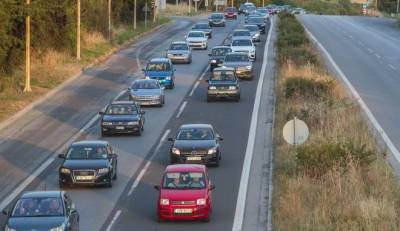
<box><xmin>231</xmin><ymin>46</ymin><xmax>254</xmax><ymax>52</ymax></box>
<box><xmin>194</xmin><ymin>28</ymin><xmax>211</xmax><ymax>33</ymax></box>
<box><xmin>209</xmin><ymin>55</ymin><xmax>225</xmax><ymax>61</ymax></box>
<box><xmin>167</xmin><ymin>50</ymin><xmax>190</xmax><ymax>55</ymax></box>
<box><xmin>62</xmin><ymin>159</ymin><xmax>110</xmax><ymax>170</ymax></box>
<box><xmin>144</xmin><ymin>71</ymin><xmax>172</xmax><ymax>77</ymax></box>
<box><xmin>232</xmin><ymin>36</ymin><xmax>252</xmax><ymax>40</ymax></box>
<box><xmin>173</xmin><ymin>140</ymin><xmax>216</xmax><ymax>150</ymax></box>
<box><xmin>223</xmin><ymin>61</ymin><xmax>251</xmax><ymax>67</ymax></box>
<box><xmin>130</xmin><ymin>89</ymin><xmax>162</xmax><ymax>96</ymax></box>
<box><xmin>102</xmin><ymin>114</ymin><xmax>140</xmax><ymax>122</ymax></box>
<box><xmin>209</xmin><ymin>80</ymin><xmax>238</xmax><ymax>86</ymax></box>
<box><xmin>186</xmin><ymin>37</ymin><xmax>207</xmax><ymax>42</ymax></box>
<box><xmin>160</xmin><ymin>189</ymin><xmax>207</xmax><ymax>201</ymax></box>
<box><xmin>210</xmin><ymin>18</ymin><xmax>223</xmax><ymax>22</ymax></box>
<box><xmin>7</xmin><ymin>216</ymin><xmax>66</xmax><ymax>230</ymax></box>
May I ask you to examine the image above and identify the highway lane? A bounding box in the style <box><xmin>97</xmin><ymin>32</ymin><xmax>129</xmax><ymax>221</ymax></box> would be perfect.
<box><xmin>0</xmin><ymin>17</ymin><xmax>242</xmax><ymax>230</ymax></box>
<box><xmin>299</xmin><ymin>16</ymin><xmax>400</xmax><ymax>169</ymax></box>
<box><xmin>102</xmin><ymin>21</ymin><xmax>274</xmax><ymax>231</ymax></box>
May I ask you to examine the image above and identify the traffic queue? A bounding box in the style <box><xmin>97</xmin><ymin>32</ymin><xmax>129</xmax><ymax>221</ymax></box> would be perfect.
<box><xmin>2</xmin><ymin>2</ymin><xmax>271</xmax><ymax>230</ymax></box>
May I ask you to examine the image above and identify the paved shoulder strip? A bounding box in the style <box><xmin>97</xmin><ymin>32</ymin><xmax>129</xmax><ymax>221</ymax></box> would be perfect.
<box><xmin>232</xmin><ymin>17</ymin><xmax>275</xmax><ymax>231</ymax></box>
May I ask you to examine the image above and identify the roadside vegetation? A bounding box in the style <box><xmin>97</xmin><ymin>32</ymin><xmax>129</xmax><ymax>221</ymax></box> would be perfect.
<box><xmin>269</xmin><ymin>0</ymin><xmax>361</xmax><ymax>15</ymax></box>
<box><xmin>273</xmin><ymin>12</ymin><xmax>400</xmax><ymax>230</ymax></box>
<box><xmin>160</xmin><ymin>3</ymin><xmax>202</xmax><ymax>16</ymax></box>
<box><xmin>0</xmin><ymin>1</ymin><xmax>169</xmax><ymax>123</ymax></box>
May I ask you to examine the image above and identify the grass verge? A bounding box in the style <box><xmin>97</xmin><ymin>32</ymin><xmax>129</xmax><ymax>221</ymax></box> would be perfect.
<box><xmin>160</xmin><ymin>4</ymin><xmax>203</xmax><ymax>17</ymax></box>
<box><xmin>0</xmin><ymin>17</ymin><xmax>170</xmax><ymax>123</ymax></box>
<box><xmin>273</xmin><ymin>13</ymin><xmax>400</xmax><ymax>230</ymax></box>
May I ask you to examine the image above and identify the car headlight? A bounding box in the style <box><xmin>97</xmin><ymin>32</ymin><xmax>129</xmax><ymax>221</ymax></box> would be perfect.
<box><xmin>165</xmin><ymin>76</ymin><xmax>171</xmax><ymax>80</ymax></box>
<box><xmin>145</xmin><ymin>76</ymin><xmax>151</xmax><ymax>79</ymax></box>
<box><xmin>229</xmin><ymin>86</ymin><xmax>236</xmax><ymax>90</ymax></box>
<box><xmin>172</xmin><ymin>148</ymin><xmax>180</xmax><ymax>155</ymax></box>
<box><xmin>127</xmin><ymin>121</ymin><xmax>139</xmax><ymax>125</ymax></box>
<box><xmin>97</xmin><ymin>168</ymin><xmax>109</xmax><ymax>174</ymax></box>
<box><xmin>50</xmin><ymin>224</ymin><xmax>65</xmax><ymax>231</ymax></box>
<box><xmin>207</xmin><ymin>147</ymin><xmax>217</xmax><ymax>154</ymax></box>
<box><xmin>246</xmin><ymin>65</ymin><xmax>252</xmax><ymax>70</ymax></box>
<box><xmin>210</xmin><ymin>60</ymin><xmax>217</xmax><ymax>63</ymax></box>
<box><xmin>160</xmin><ymin>198</ymin><xmax>170</xmax><ymax>205</ymax></box>
<box><xmin>102</xmin><ymin>122</ymin><xmax>113</xmax><ymax>126</ymax></box>
<box><xmin>167</xmin><ymin>53</ymin><xmax>173</xmax><ymax>58</ymax></box>
<box><xmin>5</xmin><ymin>225</ymin><xmax>16</xmax><ymax>231</ymax></box>
<box><xmin>197</xmin><ymin>198</ymin><xmax>206</xmax><ymax>205</ymax></box>
<box><xmin>60</xmin><ymin>168</ymin><xmax>71</xmax><ymax>174</ymax></box>
<box><xmin>209</xmin><ymin>86</ymin><xmax>217</xmax><ymax>90</ymax></box>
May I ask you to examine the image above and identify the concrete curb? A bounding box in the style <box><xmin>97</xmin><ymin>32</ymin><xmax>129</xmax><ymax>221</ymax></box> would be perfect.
<box><xmin>0</xmin><ymin>21</ymin><xmax>173</xmax><ymax>132</ymax></box>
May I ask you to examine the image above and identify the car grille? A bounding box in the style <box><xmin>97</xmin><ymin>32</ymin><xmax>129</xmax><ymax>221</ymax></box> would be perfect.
<box><xmin>72</xmin><ymin>170</ymin><xmax>96</xmax><ymax>182</ymax></box>
<box><xmin>181</xmin><ymin>150</ymin><xmax>207</xmax><ymax>157</ymax></box>
<box><xmin>171</xmin><ymin>201</ymin><xmax>196</xmax><ymax>205</ymax></box>
<box><xmin>137</xmin><ymin>95</ymin><xmax>159</xmax><ymax>100</ymax></box>
<box><xmin>152</xmin><ymin>77</ymin><xmax>165</xmax><ymax>80</ymax></box>
<box><xmin>108</xmin><ymin>121</ymin><xmax>132</xmax><ymax>125</ymax></box>
<box><xmin>235</xmin><ymin>50</ymin><xmax>249</xmax><ymax>53</ymax></box>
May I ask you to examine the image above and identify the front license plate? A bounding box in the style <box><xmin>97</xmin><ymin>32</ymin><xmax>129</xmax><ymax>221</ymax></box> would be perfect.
<box><xmin>76</xmin><ymin>176</ymin><xmax>94</xmax><ymax>180</ymax></box>
<box><xmin>174</xmin><ymin>208</ymin><xmax>193</xmax><ymax>214</ymax></box>
<box><xmin>187</xmin><ymin>157</ymin><xmax>202</xmax><ymax>161</ymax></box>
<box><xmin>116</xmin><ymin>126</ymin><xmax>125</xmax><ymax>130</ymax></box>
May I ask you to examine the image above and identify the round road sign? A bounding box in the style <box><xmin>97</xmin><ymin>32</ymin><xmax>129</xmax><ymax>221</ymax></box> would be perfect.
<box><xmin>282</xmin><ymin>117</ymin><xmax>309</xmax><ymax>145</ymax></box>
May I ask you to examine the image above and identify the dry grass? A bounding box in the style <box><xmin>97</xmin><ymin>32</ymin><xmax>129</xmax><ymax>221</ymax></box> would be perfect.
<box><xmin>273</xmin><ymin>18</ymin><xmax>400</xmax><ymax>231</ymax></box>
<box><xmin>160</xmin><ymin>3</ymin><xmax>200</xmax><ymax>16</ymax></box>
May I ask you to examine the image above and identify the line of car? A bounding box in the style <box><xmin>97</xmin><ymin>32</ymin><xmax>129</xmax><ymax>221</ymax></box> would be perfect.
<box><xmin>2</xmin><ymin>5</ymin><xmax>270</xmax><ymax>230</ymax></box>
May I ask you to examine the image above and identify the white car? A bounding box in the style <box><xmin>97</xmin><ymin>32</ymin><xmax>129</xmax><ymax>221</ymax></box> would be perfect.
<box><xmin>186</xmin><ymin>31</ymin><xmax>208</xmax><ymax>50</ymax></box>
<box><xmin>230</xmin><ymin>38</ymin><xmax>256</xmax><ymax>61</ymax></box>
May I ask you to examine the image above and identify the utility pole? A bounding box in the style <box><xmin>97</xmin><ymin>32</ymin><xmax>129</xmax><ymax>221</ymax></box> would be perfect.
<box><xmin>189</xmin><ymin>0</ymin><xmax>191</xmax><ymax>14</ymax></box>
<box><xmin>134</xmin><ymin>0</ymin><xmax>137</xmax><ymax>30</ymax></box>
<box><xmin>108</xmin><ymin>0</ymin><xmax>112</xmax><ymax>41</ymax></box>
<box><xmin>195</xmin><ymin>0</ymin><xmax>197</xmax><ymax>12</ymax></box>
<box><xmin>76</xmin><ymin>0</ymin><xmax>81</xmax><ymax>60</ymax></box>
<box><xmin>24</xmin><ymin>0</ymin><xmax>32</xmax><ymax>92</ymax></box>
<box><xmin>153</xmin><ymin>0</ymin><xmax>156</xmax><ymax>22</ymax></box>
<box><xmin>176</xmin><ymin>0</ymin><xmax>178</xmax><ymax>8</ymax></box>
<box><xmin>397</xmin><ymin>0</ymin><xmax>399</xmax><ymax>14</ymax></box>
<box><xmin>231</xmin><ymin>0</ymin><xmax>233</xmax><ymax>8</ymax></box>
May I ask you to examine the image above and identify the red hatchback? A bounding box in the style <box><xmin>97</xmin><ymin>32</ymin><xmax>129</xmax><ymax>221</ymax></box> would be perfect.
<box><xmin>155</xmin><ymin>164</ymin><xmax>215</xmax><ymax>221</ymax></box>
<box><xmin>224</xmin><ymin>7</ymin><xmax>238</xmax><ymax>19</ymax></box>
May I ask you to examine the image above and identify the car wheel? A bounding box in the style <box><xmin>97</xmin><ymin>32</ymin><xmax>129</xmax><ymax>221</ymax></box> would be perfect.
<box><xmin>59</xmin><ymin>180</ymin><xmax>66</xmax><ymax>189</ymax></box>
<box><xmin>137</xmin><ymin>127</ymin><xmax>143</xmax><ymax>136</ymax></box>
<box><xmin>203</xmin><ymin>215</ymin><xmax>211</xmax><ymax>222</ymax></box>
<box><xmin>170</xmin><ymin>155</ymin><xmax>177</xmax><ymax>164</ymax></box>
<box><xmin>170</xmin><ymin>81</ymin><xmax>175</xmax><ymax>89</ymax></box>
<box><xmin>113</xmin><ymin>166</ymin><xmax>117</xmax><ymax>180</ymax></box>
<box><xmin>101</xmin><ymin>130</ymin><xmax>107</xmax><ymax>137</ymax></box>
<box><xmin>107</xmin><ymin>177</ymin><xmax>113</xmax><ymax>188</ymax></box>
<box><xmin>235</xmin><ymin>95</ymin><xmax>240</xmax><ymax>102</ymax></box>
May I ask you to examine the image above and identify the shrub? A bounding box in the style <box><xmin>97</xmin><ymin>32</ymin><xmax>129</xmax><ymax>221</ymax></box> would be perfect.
<box><xmin>296</xmin><ymin>142</ymin><xmax>376</xmax><ymax>178</ymax></box>
<box><xmin>285</xmin><ymin>77</ymin><xmax>332</xmax><ymax>100</ymax></box>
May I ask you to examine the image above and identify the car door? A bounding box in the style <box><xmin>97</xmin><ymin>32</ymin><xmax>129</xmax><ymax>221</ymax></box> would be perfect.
<box><xmin>206</xmin><ymin>172</ymin><xmax>213</xmax><ymax>208</ymax></box>
<box><xmin>63</xmin><ymin>193</ymin><xmax>78</xmax><ymax>231</ymax></box>
<box><xmin>136</xmin><ymin>104</ymin><xmax>145</xmax><ymax>125</ymax></box>
<box><xmin>107</xmin><ymin>145</ymin><xmax>117</xmax><ymax>176</ymax></box>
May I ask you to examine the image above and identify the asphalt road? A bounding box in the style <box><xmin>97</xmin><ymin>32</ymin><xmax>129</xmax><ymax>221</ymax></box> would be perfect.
<box><xmin>299</xmin><ymin>16</ymin><xmax>400</xmax><ymax>170</ymax></box>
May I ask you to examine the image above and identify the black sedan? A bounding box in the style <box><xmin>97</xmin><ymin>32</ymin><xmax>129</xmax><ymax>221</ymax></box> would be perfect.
<box><xmin>207</xmin><ymin>67</ymin><xmax>240</xmax><ymax>102</ymax></box>
<box><xmin>58</xmin><ymin>140</ymin><xmax>118</xmax><ymax>188</ymax></box>
<box><xmin>247</xmin><ymin>16</ymin><xmax>267</xmax><ymax>34</ymax></box>
<box><xmin>208</xmin><ymin>13</ymin><xmax>226</xmax><ymax>27</ymax></box>
<box><xmin>208</xmin><ymin>46</ymin><xmax>231</xmax><ymax>71</ymax></box>
<box><xmin>168</xmin><ymin>124</ymin><xmax>223</xmax><ymax>166</ymax></box>
<box><xmin>3</xmin><ymin>191</ymin><xmax>79</xmax><ymax>231</ymax></box>
<box><xmin>100</xmin><ymin>101</ymin><xmax>145</xmax><ymax>136</ymax></box>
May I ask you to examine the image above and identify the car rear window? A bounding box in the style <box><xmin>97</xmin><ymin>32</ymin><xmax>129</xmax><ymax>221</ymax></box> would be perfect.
<box><xmin>225</xmin><ymin>54</ymin><xmax>249</xmax><ymax>62</ymax></box>
<box><xmin>131</xmin><ymin>80</ymin><xmax>159</xmax><ymax>90</ymax></box>
<box><xmin>163</xmin><ymin>172</ymin><xmax>206</xmax><ymax>189</ymax></box>
<box><xmin>211</xmin><ymin>14</ymin><xmax>224</xmax><ymax>19</ymax></box>
<box><xmin>211</xmin><ymin>70</ymin><xmax>236</xmax><ymax>81</ymax></box>
<box><xmin>169</xmin><ymin>43</ymin><xmax>188</xmax><ymax>51</ymax></box>
<box><xmin>177</xmin><ymin>127</ymin><xmax>214</xmax><ymax>140</ymax></box>
<box><xmin>146</xmin><ymin>62</ymin><xmax>170</xmax><ymax>71</ymax></box>
<box><xmin>193</xmin><ymin>24</ymin><xmax>209</xmax><ymax>29</ymax></box>
<box><xmin>188</xmin><ymin>32</ymin><xmax>205</xmax><ymax>38</ymax></box>
<box><xmin>233</xmin><ymin>30</ymin><xmax>251</xmax><ymax>37</ymax></box>
<box><xmin>12</xmin><ymin>197</ymin><xmax>64</xmax><ymax>217</ymax></box>
<box><xmin>248</xmin><ymin>17</ymin><xmax>264</xmax><ymax>23</ymax></box>
<box><xmin>211</xmin><ymin>48</ymin><xmax>231</xmax><ymax>56</ymax></box>
<box><xmin>244</xmin><ymin>26</ymin><xmax>258</xmax><ymax>32</ymax></box>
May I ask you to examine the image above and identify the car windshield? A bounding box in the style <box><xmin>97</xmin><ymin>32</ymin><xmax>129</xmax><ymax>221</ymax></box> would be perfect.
<box><xmin>176</xmin><ymin>127</ymin><xmax>214</xmax><ymax>140</ymax></box>
<box><xmin>193</xmin><ymin>24</ymin><xmax>209</xmax><ymax>29</ymax></box>
<box><xmin>211</xmin><ymin>14</ymin><xmax>223</xmax><ymax>19</ymax></box>
<box><xmin>169</xmin><ymin>43</ymin><xmax>188</xmax><ymax>51</ymax></box>
<box><xmin>232</xmin><ymin>39</ymin><xmax>252</xmax><ymax>46</ymax></box>
<box><xmin>247</xmin><ymin>6</ymin><xmax>256</xmax><ymax>11</ymax></box>
<box><xmin>163</xmin><ymin>172</ymin><xmax>206</xmax><ymax>189</ymax></box>
<box><xmin>248</xmin><ymin>17</ymin><xmax>264</xmax><ymax>23</ymax></box>
<box><xmin>211</xmin><ymin>48</ymin><xmax>231</xmax><ymax>56</ymax></box>
<box><xmin>245</xmin><ymin>26</ymin><xmax>258</xmax><ymax>32</ymax></box>
<box><xmin>233</xmin><ymin>30</ymin><xmax>251</xmax><ymax>37</ymax></box>
<box><xmin>211</xmin><ymin>71</ymin><xmax>236</xmax><ymax>81</ymax></box>
<box><xmin>66</xmin><ymin>145</ymin><xmax>108</xmax><ymax>159</ymax></box>
<box><xmin>105</xmin><ymin>104</ymin><xmax>138</xmax><ymax>115</ymax></box>
<box><xmin>188</xmin><ymin>32</ymin><xmax>204</xmax><ymax>38</ymax></box>
<box><xmin>131</xmin><ymin>81</ymin><xmax>159</xmax><ymax>90</ymax></box>
<box><xmin>12</xmin><ymin>197</ymin><xmax>64</xmax><ymax>217</ymax></box>
<box><xmin>146</xmin><ymin>62</ymin><xmax>170</xmax><ymax>71</ymax></box>
<box><xmin>225</xmin><ymin>7</ymin><xmax>236</xmax><ymax>12</ymax></box>
<box><xmin>225</xmin><ymin>54</ymin><xmax>249</xmax><ymax>62</ymax></box>
<box><xmin>257</xmin><ymin>9</ymin><xmax>268</xmax><ymax>14</ymax></box>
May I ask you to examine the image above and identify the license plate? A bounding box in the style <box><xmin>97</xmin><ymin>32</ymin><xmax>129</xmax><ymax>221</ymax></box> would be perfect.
<box><xmin>116</xmin><ymin>126</ymin><xmax>125</xmax><ymax>130</ymax></box>
<box><xmin>187</xmin><ymin>157</ymin><xmax>202</xmax><ymax>161</ymax></box>
<box><xmin>174</xmin><ymin>208</ymin><xmax>192</xmax><ymax>214</ymax></box>
<box><xmin>76</xmin><ymin>176</ymin><xmax>94</xmax><ymax>180</ymax></box>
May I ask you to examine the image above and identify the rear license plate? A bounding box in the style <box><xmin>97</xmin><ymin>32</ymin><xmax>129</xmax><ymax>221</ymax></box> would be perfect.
<box><xmin>116</xmin><ymin>126</ymin><xmax>125</xmax><ymax>130</ymax></box>
<box><xmin>187</xmin><ymin>157</ymin><xmax>202</xmax><ymax>161</ymax></box>
<box><xmin>76</xmin><ymin>176</ymin><xmax>94</xmax><ymax>180</ymax></box>
<box><xmin>174</xmin><ymin>208</ymin><xmax>193</xmax><ymax>214</ymax></box>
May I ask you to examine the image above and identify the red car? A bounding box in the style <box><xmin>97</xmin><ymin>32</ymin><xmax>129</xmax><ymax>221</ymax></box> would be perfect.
<box><xmin>224</xmin><ymin>7</ymin><xmax>238</xmax><ymax>19</ymax></box>
<box><xmin>154</xmin><ymin>164</ymin><xmax>215</xmax><ymax>221</ymax></box>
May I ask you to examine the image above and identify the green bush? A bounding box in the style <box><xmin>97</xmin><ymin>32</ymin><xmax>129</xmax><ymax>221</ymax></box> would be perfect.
<box><xmin>296</xmin><ymin>142</ymin><xmax>376</xmax><ymax>178</ymax></box>
<box><xmin>285</xmin><ymin>77</ymin><xmax>332</xmax><ymax>100</ymax></box>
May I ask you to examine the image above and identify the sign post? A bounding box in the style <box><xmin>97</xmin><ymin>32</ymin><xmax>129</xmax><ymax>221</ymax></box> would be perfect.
<box><xmin>24</xmin><ymin>0</ymin><xmax>32</xmax><ymax>92</ymax></box>
<box><xmin>143</xmin><ymin>3</ymin><xmax>149</xmax><ymax>28</ymax></box>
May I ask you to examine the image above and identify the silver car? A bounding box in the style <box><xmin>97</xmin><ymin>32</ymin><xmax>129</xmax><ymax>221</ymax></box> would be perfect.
<box><xmin>243</xmin><ymin>25</ymin><xmax>261</xmax><ymax>42</ymax></box>
<box><xmin>222</xmin><ymin>52</ymin><xmax>253</xmax><ymax>79</ymax></box>
<box><xmin>231</xmin><ymin>29</ymin><xmax>252</xmax><ymax>41</ymax></box>
<box><xmin>230</xmin><ymin>38</ymin><xmax>256</xmax><ymax>61</ymax></box>
<box><xmin>129</xmin><ymin>79</ymin><xmax>165</xmax><ymax>106</ymax></box>
<box><xmin>166</xmin><ymin>41</ymin><xmax>192</xmax><ymax>64</ymax></box>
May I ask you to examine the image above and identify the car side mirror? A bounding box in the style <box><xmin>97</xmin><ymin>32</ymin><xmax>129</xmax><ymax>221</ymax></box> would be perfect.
<box><xmin>141</xmin><ymin>110</ymin><xmax>146</xmax><ymax>115</ymax></box>
<box><xmin>109</xmin><ymin>153</ymin><xmax>118</xmax><ymax>159</ymax></box>
<box><xmin>141</xmin><ymin>68</ymin><xmax>145</xmax><ymax>72</ymax></box>
<box><xmin>208</xmin><ymin>53</ymin><xmax>212</xmax><ymax>56</ymax></box>
<box><xmin>58</xmin><ymin>154</ymin><xmax>65</xmax><ymax>159</ymax></box>
<box><xmin>217</xmin><ymin>136</ymin><xmax>223</xmax><ymax>141</ymax></box>
<box><xmin>2</xmin><ymin>210</ymin><xmax>8</xmax><ymax>216</ymax></box>
<box><xmin>209</xmin><ymin>184</ymin><xmax>216</xmax><ymax>190</ymax></box>
<box><xmin>167</xmin><ymin>138</ymin><xmax>174</xmax><ymax>142</ymax></box>
<box><xmin>99</xmin><ymin>111</ymin><xmax>104</xmax><ymax>115</ymax></box>
<box><xmin>127</xmin><ymin>87</ymin><xmax>131</xmax><ymax>91</ymax></box>
<box><xmin>154</xmin><ymin>185</ymin><xmax>160</xmax><ymax>191</ymax></box>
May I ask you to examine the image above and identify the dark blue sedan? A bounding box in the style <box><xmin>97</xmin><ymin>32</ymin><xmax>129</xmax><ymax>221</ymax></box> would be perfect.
<box><xmin>143</xmin><ymin>58</ymin><xmax>176</xmax><ymax>89</ymax></box>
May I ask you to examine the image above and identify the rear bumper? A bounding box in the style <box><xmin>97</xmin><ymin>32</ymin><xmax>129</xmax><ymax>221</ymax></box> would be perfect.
<box><xmin>225</xmin><ymin>14</ymin><xmax>237</xmax><ymax>19</ymax></box>
<box><xmin>188</xmin><ymin>42</ymin><xmax>207</xmax><ymax>49</ymax></box>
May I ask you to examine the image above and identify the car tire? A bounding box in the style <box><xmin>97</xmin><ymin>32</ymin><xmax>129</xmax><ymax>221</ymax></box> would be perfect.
<box><xmin>203</xmin><ymin>215</ymin><xmax>211</xmax><ymax>222</ymax></box>
<box><xmin>101</xmin><ymin>130</ymin><xmax>107</xmax><ymax>137</ymax></box>
<box><xmin>107</xmin><ymin>177</ymin><xmax>113</xmax><ymax>188</ymax></box>
<box><xmin>235</xmin><ymin>95</ymin><xmax>240</xmax><ymax>102</ymax></box>
<box><xmin>113</xmin><ymin>166</ymin><xmax>117</xmax><ymax>180</ymax></box>
<box><xmin>137</xmin><ymin>127</ymin><xmax>143</xmax><ymax>136</ymax></box>
<box><xmin>59</xmin><ymin>180</ymin><xmax>66</xmax><ymax>189</ymax></box>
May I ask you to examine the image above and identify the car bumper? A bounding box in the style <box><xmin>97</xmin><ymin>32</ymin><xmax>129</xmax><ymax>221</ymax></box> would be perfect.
<box><xmin>172</xmin><ymin>153</ymin><xmax>219</xmax><ymax>164</ymax></box>
<box><xmin>168</xmin><ymin>56</ymin><xmax>191</xmax><ymax>63</ymax></box>
<box><xmin>188</xmin><ymin>42</ymin><xmax>207</xmax><ymax>49</ymax></box>
<box><xmin>208</xmin><ymin>89</ymin><xmax>240</xmax><ymax>98</ymax></box>
<box><xmin>101</xmin><ymin>124</ymin><xmax>141</xmax><ymax>134</ymax></box>
<box><xmin>225</xmin><ymin>14</ymin><xmax>237</xmax><ymax>19</ymax></box>
<box><xmin>131</xmin><ymin>98</ymin><xmax>163</xmax><ymax>106</ymax></box>
<box><xmin>59</xmin><ymin>172</ymin><xmax>111</xmax><ymax>186</ymax></box>
<box><xmin>158</xmin><ymin>205</ymin><xmax>210</xmax><ymax>221</ymax></box>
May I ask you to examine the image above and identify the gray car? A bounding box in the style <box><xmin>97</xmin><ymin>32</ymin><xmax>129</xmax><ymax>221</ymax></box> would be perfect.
<box><xmin>129</xmin><ymin>79</ymin><xmax>165</xmax><ymax>106</ymax></box>
<box><xmin>222</xmin><ymin>52</ymin><xmax>253</xmax><ymax>79</ymax></box>
<box><xmin>243</xmin><ymin>25</ymin><xmax>261</xmax><ymax>42</ymax></box>
<box><xmin>192</xmin><ymin>22</ymin><xmax>213</xmax><ymax>38</ymax></box>
<box><xmin>166</xmin><ymin>41</ymin><xmax>192</xmax><ymax>64</ymax></box>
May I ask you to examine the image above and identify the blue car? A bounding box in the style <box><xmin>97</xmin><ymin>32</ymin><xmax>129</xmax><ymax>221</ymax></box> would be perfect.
<box><xmin>143</xmin><ymin>58</ymin><xmax>176</xmax><ymax>89</ymax></box>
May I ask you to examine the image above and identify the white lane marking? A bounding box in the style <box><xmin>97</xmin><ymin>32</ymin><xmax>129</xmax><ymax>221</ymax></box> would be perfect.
<box><xmin>176</xmin><ymin>101</ymin><xmax>187</xmax><ymax>118</ymax></box>
<box><xmin>127</xmin><ymin>129</ymin><xmax>171</xmax><ymax>196</ymax></box>
<box><xmin>304</xmin><ymin>27</ymin><xmax>400</xmax><ymax>168</ymax></box>
<box><xmin>189</xmin><ymin>81</ymin><xmax>200</xmax><ymax>97</ymax></box>
<box><xmin>367</xmin><ymin>48</ymin><xmax>373</xmax><ymax>53</ymax></box>
<box><xmin>199</xmin><ymin>70</ymin><xmax>207</xmax><ymax>81</ymax></box>
<box><xmin>388</xmin><ymin>64</ymin><xmax>396</xmax><ymax>70</ymax></box>
<box><xmin>106</xmin><ymin>210</ymin><xmax>122</xmax><ymax>231</ymax></box>
<box><xmin>375</xmin><ymin>54</ymin><xmax>381</xmax><ymax>59</ymax></box>
<box><xmin>136</xmin><ymin>46</ymin><xmax>143</xmax><ymax>70</ymax></box>
<box><xmin>232</xmin><ymin>16</ymin><xmax>274</xmax><ymax>231</ymax></box>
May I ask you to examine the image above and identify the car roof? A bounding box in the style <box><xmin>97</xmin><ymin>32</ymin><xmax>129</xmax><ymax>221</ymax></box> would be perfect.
<box><xmin>179</xmin><ymin>123</ymin><xmax>213</xmax><ymax>129</ymax></box>
<box><xmin>149</xmin><ymin>58</ymin><xmax>170</xmax><ymax>62</ymax></box>
<box><xmin>226</xmin><ymin>52</ymin><xmax>248</xmax><ymax>56</ymax></box>
<box><xmin>71</xmin><ymin>140</ymin><xmax>109</xmax><ymax>147</ymax></box>
<box><xmin>133</xmin><ymin>78</ymin><xmax>158</xmax><ymax>83</ymax></box>
<box><xmin>21</xmin><ymin>191</ymin><xmax>62</xmax><ymax>199</ymax></box>
<box><xmin>110</xmin><ymin>100</ymin><xmax>136</xmax><ymax>105</ymax></box>
<box><xmin>232</xmin><ymin>37</ymin><xmax>252</xmax><ymax>41</ymax></box>
<box><xmin>234</xmin><ymin>29</ymin><xmax>250</xmax><ymax>32</ymax></box>
<box><xmin>194</xmin><ymin>22</ymin><xmax>209</xmax><ymax>25</ymax></box>
<box><xmin>171</xmin><ymin>41</ymin><xmax>187</xmax><ymax>45</ymax></box>
<box><xmin>213</xmin><ymin>67</ymin><xmax>235</xmax><ymax>72</ymax></box>
<box><xmin>211</xmin><ymin>12</ymin><xmax>224</xmax><ymax>15</ymax></box>
<box><xmin>189</xmin><ymin>30</ymin><xmax>205</xmax><ymax>34</ymax></box>
<box><xmin>166</xmin><ymin>164</ymin><xmax>206</xmax><ymax>173</ymax></box>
